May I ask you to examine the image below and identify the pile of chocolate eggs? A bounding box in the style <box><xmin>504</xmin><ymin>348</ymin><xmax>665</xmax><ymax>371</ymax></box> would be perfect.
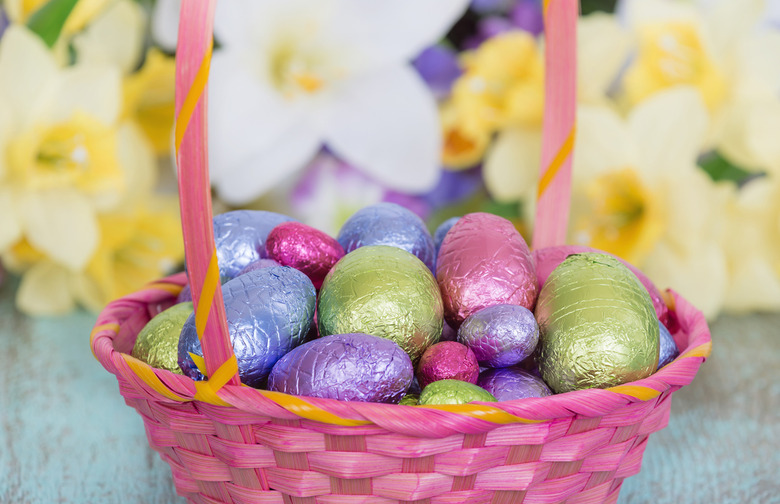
<box><xmin>132</xmin><ymin>203</ymin><xmax>679</xmax><ymax>406</ymax></box>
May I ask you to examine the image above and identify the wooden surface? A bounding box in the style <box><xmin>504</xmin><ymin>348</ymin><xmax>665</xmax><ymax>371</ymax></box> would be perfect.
<box><xmin>1</xmin><ymin>278</ymin><xmax>778</xmax><ymax>504</ymax></box>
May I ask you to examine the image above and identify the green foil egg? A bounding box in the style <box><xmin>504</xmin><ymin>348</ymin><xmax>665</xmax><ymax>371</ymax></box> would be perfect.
<box><xmin>318</xmin><ymin>245</ymin><xmax>443</xmax><ymax>362</ymax></box>
<box><xmin>399</xmin><ymin>393</ymin><xmax>420</xmax><ymax>405</ymax></box>
<box><xmin>418</xmin><ymin>379</ymin><xmax>496</xmax><ymax>405</ymax></box>
<box><xmin>131</xmin><ymin>302</ymin><xmax>193</xmax><ymax>373</ymax></box>
<box><xmin>535</xmin><ymin>253</ymin><xmax>659</xmax><ymax>393</ymax></box>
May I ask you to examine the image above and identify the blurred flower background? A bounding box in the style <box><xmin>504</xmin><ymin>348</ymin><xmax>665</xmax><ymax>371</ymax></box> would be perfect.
<box><xmin>0</xmin><ymin>0</ymin><xmax>778</xmax><ymax>320</ymax></box>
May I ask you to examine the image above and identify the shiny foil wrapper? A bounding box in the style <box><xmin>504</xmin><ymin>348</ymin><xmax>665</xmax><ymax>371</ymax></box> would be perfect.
<box><xmin>266</xmin><ymin>222</ymin><xmax>345</xmax><ymax>289</ymax></box>
<box><xmin>477</xmin><ymin>367</ymin><xmax>552</xmax><ymax>401</ymax></box>
<box><xmin>433</xmin><ymin>217</ymin><xmax>460</xmax><ymax>256</ymax></box>
<box><xmin>418</xmin><ymin>379</ymin><xmax>496</xmax><ymax>405</ymax></box>
<box><xmin>658</xmin><ymin>320</ymin><xmax>679</xmax><ymax>369</ymax></box>
<box><xmin>318</xmin><ymin>246</ymin><xmax>443</xmax><ymax>362</ymax></box>
<box><xmin>337</xmin><ymin>202</ymin><xmax>436</xmax><ymax>271</ymax></box>
<box><xmin>132</xmin><ymin>302</ymin><xmax>193</xmax><ymax>373</ymax></box>
<box><xmin>268</xmin><ymin>333</ymin><xmax>413</xmax><ymax>403</ymax></box>
<box><xmin>176</xmin><ymin>283</ymin><xmax>192</xmax><ymax>303</ymax></box>
<box><xmin>238</xmin><ymin>258</ymin><xmax>280</xmax><ymax>276</ymax></box>
<box><xmin>212</xmin><ymin>210</ymin><xmax>296</xmax><ymax>279</ymax></box>
<box><xmin>179</xmin><ymin>266</ymin><xmax>315</xmax><ymax>388</ymax></box>
<box><xmin>533</xmin><ymin>245</ymin><xmax>670</xmax><ymax>326</ymax></box>
<box><xmin>417</xmin><ymin>341</ymin><xmax>479</xmax><ymax>388</ymax></box>
<box><xmin>398</xmin><ymin>393</ymin><xmax>420</xmax><ymax>405</ymax></box>
<box><xmin>458</xmin><ymin>304</ymin><xmax>539</xmax><ymax>368</ymax></box>
<box><xmin>535</xmin><ymin>253</ymin><xmax>660</xmax><ymax>393</ymax></box>
<box><xmin>436</xmin><ymin>213</ymin><xmax>537</xmax><ymax>328</ymax></box>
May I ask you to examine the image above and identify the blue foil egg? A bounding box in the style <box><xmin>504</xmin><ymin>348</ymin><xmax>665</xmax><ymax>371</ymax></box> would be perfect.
<box><xmin>477</xmin><ymin>367</ymin><xmax>552</xmax><ymax>401</ymax></box>
<box><xmin>458</xmin><ymin>304</ymin><xmax>539</xmax><ymax>368</ymax></box>
<box><xmin>433</xmin><ymin>216</ymin><xmax>460</xmax><ymax>257</ymax></box>
<box><xmin>336</xmin><ymin>203</ymin><xmax>436</xmax><ymax>271</ymax></box>
<box><xmin>213</xmin><ymin>210</ymin><xmax>296</xmax><ymax>279</ymax></box>
<box><xmin>658</xmin><ymin>320</ymin><xmax>679</xmax><ymax>369</ymax></box>
<box><xmin>178</xmin><ymin>266</ymin><xmax>315</xmax><ymax>388</ymax></box>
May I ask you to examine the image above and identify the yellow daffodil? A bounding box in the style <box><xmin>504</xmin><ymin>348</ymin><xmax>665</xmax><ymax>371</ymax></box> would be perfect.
<box><xmin>5</xmin><ymin>0</ymin><xmax>109</xmax><ymax>36</ymax></box>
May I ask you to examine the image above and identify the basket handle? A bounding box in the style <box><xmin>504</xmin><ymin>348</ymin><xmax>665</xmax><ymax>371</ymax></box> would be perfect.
<box><xmin>533</xmin><ymin>0</ymin><xmax>578</xmax><ymax>250</ymax></box>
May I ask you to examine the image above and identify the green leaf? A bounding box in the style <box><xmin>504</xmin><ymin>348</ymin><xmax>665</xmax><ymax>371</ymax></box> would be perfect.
<box><xmin>26</xmin><ymin>0</ymin><xmax>80</xmax><ymax>48</ymax></box>
<box><xmin>698</xmin><ymin>152</ymin><xmax>755</xmax><ymax>184</ymax></box>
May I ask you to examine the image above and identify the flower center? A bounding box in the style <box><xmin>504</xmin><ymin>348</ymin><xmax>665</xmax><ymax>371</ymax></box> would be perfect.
<box><xmin>269</xmin><ymin>37</ymin><xmax>331</xmax><ymax>98</ymax></box>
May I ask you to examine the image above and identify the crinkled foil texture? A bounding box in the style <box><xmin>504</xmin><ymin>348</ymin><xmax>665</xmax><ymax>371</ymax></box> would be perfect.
<box><xmin>417</xmin><ymin>341</ymin><xmax>479</xmax><ymax>388</ymax></box>
<box><xmin>535</xmin><ymin>253</ymin><xmax>660</xmax><ymax>394</ymax></box>
<box><xmin>178</xmin><ymin>266</ymin><xmax>315</xmax><ymax>388</ymax></box>
<box><xmin>337</xmin><ymin>203</ymin><xmax>436</xmax><ymax>271</ymax></box>
<box><xmin>458</xmin><ymin>304</ymin><xmax>539</xmax><ymax>367</ymax></box>
<box><xmin>318</xmin><ymin>246</ymin><xmax>443</xmax><ymax>362</ymax></box>
<box><xmin>418</xmin><ymin>379</ymin><xmax>496</xmax><ymax>405</ymax></box>
<box><xmin>212</xmin><ymin>210</ymin><xmax>296</xmax><ymax>279</ymax></box>
<box><xmin>658</xmin><ymin>321</ymin><xmax>679</xmax><ymax>369</ymax></box>
<box><xmin>132</xmin><ymin>302</ymin><xmax>193</xmax><ymax>373</ymax></box>
<box><xmin>433</xmin><ymin>217</ymin><xmax>460</xmax><ymax>256</ymax></box>
<box><xmin>477</xmin><ymin>367</ymin><xmax>552</xmax><ymax>401</ymax></box>
<box><xmin>266</xmin><ymin>222</ymin><xmax>344</xmax><ymax>289</ymax></box>
<box><xmin>437</xmin><ymin>213</ymin><xmax>537</xmax><ymax>328</ymax></box>
<box><xmin>268</xmin><ymin>333</ymin><xmax>413</xmax><ymax>403</ymax></box>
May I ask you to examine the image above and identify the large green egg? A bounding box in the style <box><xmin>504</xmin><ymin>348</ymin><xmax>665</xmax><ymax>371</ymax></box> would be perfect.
<box><xmin>318</xmin><ymin>245</ymin><xmax>443</xmax><ymax>362</ymax></box>
<box><xmin>131</xmin><ymin>302</ymin><xmax>193</xmax><ymax>373</ymax></box>
<box><xmin>535</xmin><ymin>253</ymin><xmax>659</xmax><ymax>393</ymax></box>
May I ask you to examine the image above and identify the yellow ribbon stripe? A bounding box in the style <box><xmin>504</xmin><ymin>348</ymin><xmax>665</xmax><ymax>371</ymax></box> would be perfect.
<box><xmin>90</xmin><ymin>322</ymin><xmax>119</xmax><ymax>359</ymax></box>
<box><xmin>122</xmin><ymin>354</ymin><xmax>188</xmax><ymax>402</ymax></box>
<box><xmin>418</xmin><ymin>404</ymin><xmax>543</xmax><ymax>424</ymax></box>
<box><xmin>260</xmin><ymin>390</ymin><xmax>372</xmax><ymax>426</ymax></box>
<box><xmin>607</xmin><ymin>384</ymin><xmax>662</xmax><ymax>401</ymax></box>
<box><xmin>543</xmin><ymin>0</ymin><xmax>551</xmax><ymax>17</ymax></box>
<box><xmin>682</xmin><ymin>341</ymin><xmax>712</xmax><ymax>359</ymax></box>
<box><xmin>194</xmin><ymin>251</ymin><xmax>220</xmax><ymax>341</ymax></box>
<box><xmin>537</xmin><ymin>125</ymin><xmax>576</xmax><ymax>200</ymax></box>
<box><xmin>145</xmin><ymin>281</ymin><xmax>184</xmax><ymax>296</ymax></box>
<box><xmin>193</xmin><ymin>355</ymin><xmax>238</xmax><ymax>406</ymax></box>
<box><xmin>174</xmin><ymin>41</ymin><xmax>213</xmax><ymax>155</ymax></box>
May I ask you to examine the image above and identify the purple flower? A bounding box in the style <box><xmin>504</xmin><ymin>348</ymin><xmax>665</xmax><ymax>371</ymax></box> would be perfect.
<box><xmin>413</xmin><ymin>45</ymin><xmax>462</xmax><ymax>99</ymax></box>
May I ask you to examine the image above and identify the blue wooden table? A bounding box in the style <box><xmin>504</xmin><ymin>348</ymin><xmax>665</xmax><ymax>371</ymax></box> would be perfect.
<box><xmin>1</xmin><ymin>278</ymin><xmax>778</xmax><ymax>503</ymax></box>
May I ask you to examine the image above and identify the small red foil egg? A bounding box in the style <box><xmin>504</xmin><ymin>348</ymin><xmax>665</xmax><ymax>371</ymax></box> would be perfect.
<box><xmin>417</xmin><ymin>341</ymin><xmax>479</xmax><ymax>388</ymax></box>
<box><xmin>265</xmin><ymin>222</ymin><xmax>345</xmax><ymax>289</ymax></box>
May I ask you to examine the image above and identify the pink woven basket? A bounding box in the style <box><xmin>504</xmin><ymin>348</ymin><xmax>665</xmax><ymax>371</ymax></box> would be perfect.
<box><xmin>90</xmin><ymin>1</ymin><xmax>712</xmax><ymax>503</ymax></box>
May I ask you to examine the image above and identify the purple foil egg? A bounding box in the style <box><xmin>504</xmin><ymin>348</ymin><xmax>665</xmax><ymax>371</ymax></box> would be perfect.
<box><xmin>436</xmin><ymin>213</ymin><xmax>537</xmax><ymax>327</ymax></box>
<box><xmin>212</xmin><ymin>210</ymin><xmax>296</xmax><ymax>280</ymax></box>
<box><xmin>658</xmin><ymin>320</ymin><xmax>679</xmax><ymax>369</ymax></box>
<box><xmin>440</xmin><ymin>322</ymin><xmax>459</xmax><ymax>342</ymax></box>
<box><xmin>238</xmin><ymin>258</ymin><xmax>281</xmax><ymax>276</ymax></box>
<box><xmin>417</xmin><ymin>341</ymin><xmax>480</xmax><ymax>388</ymax></box>
<box><xmin>265</xmin><ymin>222</ymin><xmax>345</xmax><ymax>289</ymax></box>
<box><xmin>433</xmin><ymin>216</ymin><xmax>460</xmax><ymax>257</ymax></box>
<box><xmin>458</xmin><ymin>304</ymin><xmax>539</xmax><ymax>368</ymax></box>
<box><xmin>477</xmin><ymin>367</ymin><xmax>552</xmax><ymax>401</ymax></box>
<box><xmin>268</xmin><ymin>333</ymin><xmax>414</xmax><ymax>403</ymax></box>
<box><xmin>176</xmin><ymin>283</ymin><xmax>192</xmax><ymax>303</ymax></box>
<box><xmin>337</xmin><ymin>202</ymin><xmax>436</xmax><ymax>271</ymax></box>
<box><xmin>178</xmin><ymin>266</ymin><xmax>315</xmax><ymax>388</ymax></box>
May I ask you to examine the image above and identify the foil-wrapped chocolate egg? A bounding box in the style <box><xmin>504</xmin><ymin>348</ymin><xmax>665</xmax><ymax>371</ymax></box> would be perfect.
<box><xmin>418</xmin><ymin>379</ymin><xmax>496</xmax><ymax>405</ymax></box>
<box><xmin>176</xmin><ymin>284</ymin><xmax>192</xmax><ymax>303</ymax></box>
<box><xmin>533</xmin><ymin>245</ymin><xmax>669</xmax><ymax>326</ymax></box>
<box><xmin>132</xmin><ymin>302</ymin><xmax>193</xmax><ymax>373</ymax></box>
<box><xmin>318</xmin><ymin>246</ymin><xmax>443</xmax><ymax>362</ymax></box>
<box><xmin>433</xmin><ymin>217</ymin><xmax>460</xmax><ymax>256</ymax></box>
<box><xmin>265</xmin><ymin>222</ymin><xmax>344</xmax><ymax>289</ymax></box>
<box><xmin>658</xmin><ymin>320</ymin><xmax>679</xmax><ymax>369</ymax></box>
<box><xmin>458</xmin><ymin>304</ymin><xmax>539</xmax><ymax>368</ymax></box>
<box><xmin>417</xmin><ymin>342</ymin><xmax>479</xmax><ymax>388</ymax></box>
<box><xmin>213</xmin><ymin>210</ymin><xmax>296</xmax><ymax>279</ymax></box>
<box><xmin>535</xmin><ymin>253</ymin><xmax>660</xmax><ymax>393</ymax></box>
<box><xmin>179</xmin><ymin>266</ymin><xmax>315</xmax><ymax>388</ymax></box>
<box><xmin>436</xmin><ymin>213</ymin><xmax>537</xmax><ymax>328</ymax></box>
<box><xmin>238</xmin><ymin>258</ymin><xmax>280</xmax><ymax>276</ymax></box>
<box><xmin>337</xmin><ymin>203</ymin><xmax>436</xmax><ymax>271</ymax></box>
<box><xmin>477</xmin><ymin>367</ymin><xmax>552</xmax><ymax>401</ymax></box>
<box><xmin>440</xmin><ymin>322</ymin><xmax>458</xmax><ymax>342</ymax></box>
<box><xmin>399</xmin><ymin>393</ymin><xmax>420</xmax><ymax>405</ymax></box>
<box><xmin>268</xmin><ymin>333</ymin><xmax>413</xmax><ymax>403</ymax></box>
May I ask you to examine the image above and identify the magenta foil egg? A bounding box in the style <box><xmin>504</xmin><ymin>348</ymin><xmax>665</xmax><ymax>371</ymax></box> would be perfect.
<box><xmin>417</xmin><ymin>341</ymin><xmax>479</xmax><ymax>388</ymax></box>
<box><xmin>436</xmin><ymin>213</ymin><xmax>537</xmax><ymax>327</ymax></box>
<box><xmin>265</xmin><ymin>222</ymin><xmax>345</xmax><ymax>289</ymax></box>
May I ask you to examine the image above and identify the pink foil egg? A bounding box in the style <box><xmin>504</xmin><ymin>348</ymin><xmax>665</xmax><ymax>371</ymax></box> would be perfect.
<box><xmin>436</xmin><ymin>213</ymin><xmax>537</xmax><ymax>328</ymax></box>
<box><xmin>265</xmin><ymin>222</ymin><xmax>345</xmax><ymax>289</ymax></box>
<box><xmin>417</xmin><ymin>341</ymin><xmax>480</xmax><ymax>388</ymax></box>
<box><xmin>533</xmin><ymin>245</ymin><xmax>669</xmax><ymax>326</ymax></box>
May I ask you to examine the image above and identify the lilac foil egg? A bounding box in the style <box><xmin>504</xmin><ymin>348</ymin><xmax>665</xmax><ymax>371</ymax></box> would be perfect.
<box><xmin>176</xmin><ymin>283</ymin><xmax>192</xmax><ymax>303</ymax></box>
<box><xmin>212</xmin><ymin>210</ymin><xmax>296</xmax><ymax>279</ymax></box>
<box><xmin>336</xmin><ymin>203</ymin><xmax>436</xmax><ymax>271</ymax></box>
<box><xmin>458</xmin><ymin>304</ymin><xmax>539</xmax><ymax>367</ymax></box>
<box><xmin>658</xmin><ymin>321</ymin><xmax>679</xmax><ymax>369</ymax></box>
<box><xmin>266</xmin><ymin>222</ymin><xmax>344</xmax><ymax>289</ymax></box>
<box><xmin>436</xmin><ymin>213</ymin><xmax>537</xmax><ymax>328</ymax></box>
<box><xmin>268</xmin><ymin>333</ymin><xmax>413</xmax><ymax>403</ymax></box>
<box><xmin>238</xmin><ymin>259</ymin><xmax>280</xmax><ymax>276</ymax></box>
<box><xmin>417</xmin><ymin>341</ymin><xmax>480</xmax><ymax>388</ymax></box>
<box><xmin>433</xmin><ymin>217</ymin><xmax>460</xmax><ymax>256</ymax></box>
<box><xmin>440</xmin><ymin>322</ymin><xmax>459</xmax><ymax>342</ymax></box>
<box><xmin>178</xmin><ymin>266</ymin><xmax>315</xmax><ymax>388</ymax></box>
<box><xmin>477</xmin><ymin>367</ymin><xmax>552</xmax><ymax>401</ymax></box>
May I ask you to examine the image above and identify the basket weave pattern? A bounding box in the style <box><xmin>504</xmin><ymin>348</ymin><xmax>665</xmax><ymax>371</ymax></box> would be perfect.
<box><xmin>92</xmin><ymin>273</ymin><xmax>710</xmax><ymax>504</ymax></box>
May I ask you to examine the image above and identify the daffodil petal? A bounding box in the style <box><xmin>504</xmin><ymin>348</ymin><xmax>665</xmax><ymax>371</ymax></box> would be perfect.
<box><xmin>151</xmin><ymin>0</ymin><xmax>181</xmax><ymax>52</ymax></box>
<box><xmin>574</xmin><ymin>105</ymin><xmax>634</xmax><ymax>182</ymax></box>
<box><xmin>19</xmin><ymin>190</ymin><xmax>99</xmax><ymax>271</ymax></box>
<box><xmin>323</xmin><ymin>65</ymin><xmax>440</xmax><ymax>192</ymax></box>
<box><xmin>16</xmin><ymin>261</ymin><xmax>76</xmax><ymax>316</ymax></box>
<box><xmin>0</xmin><ymin>25</ymin><xmax>58</xmax><ymax>127</ymax></box>
<box><xmin>115</xmin><ymin>121</ymin><xmax>157</xmax><ymax>205</ymax></box>
<box><xmin>483</xmin><ymin>127</ymin><xmax>541</xmax><ymax>203</ymax></box>
<box><xmin>628</xmin><ymin>87</ymin><xmax>709</xmax><ymax>178</ymax></box>
<box><xmin>724</xmin><ymin>254</ymin><xmax>780</xmax><ymax>314</ymax></box>
<box><xmin>0</xmin><ymin>189</ymin><xmax>21</xmax><ymax>252</ymax></box>
<box><xmin>621</xmin><ymin>0</ymin><xmax>698</xmax><ymax>28</ymax></box>
<box><xmin>578</xmin><ymin>13</ymin><xmax>631</xmax><ymax>104</ymax></box>
<box><xmin>702</xmin><ymin>0</ymin><xmax>764</xmax><ymax>61</ymax></box>
<box><xmin>72</xmin><ymin>0</ymin><xmax>145</xmax><ymax>74</ymax></box>
<box><xmin>49</xmin><ymin>65</ymin><xmax>122</xmax><ymax>126</ymax></box>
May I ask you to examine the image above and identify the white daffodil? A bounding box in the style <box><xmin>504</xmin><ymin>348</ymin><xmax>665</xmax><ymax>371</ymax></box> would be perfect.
<box><xmin>154</xmin><ymin>0</ymin><xmax>469</xmax><ymax>204</ymax></box>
